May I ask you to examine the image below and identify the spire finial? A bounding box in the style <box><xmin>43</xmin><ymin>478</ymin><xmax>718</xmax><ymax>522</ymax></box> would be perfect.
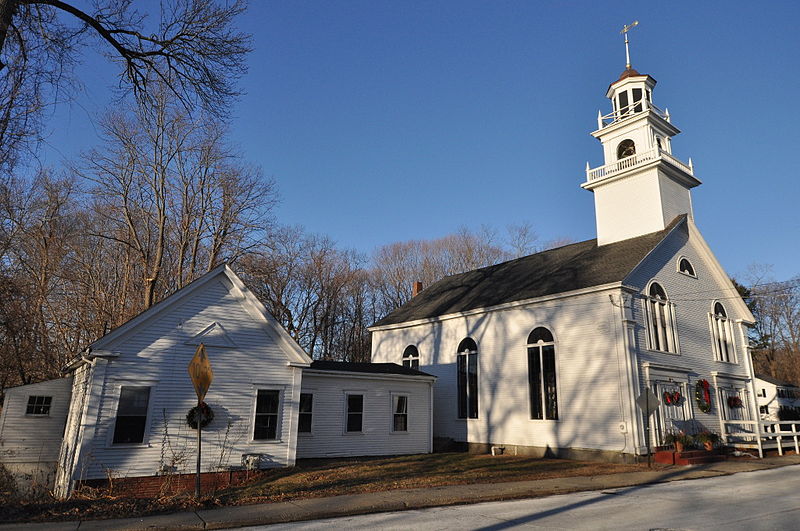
<box><xmin>620</xmin><ymin>20</ymin><xmax>639</xmax><ymax>69</ymax></box>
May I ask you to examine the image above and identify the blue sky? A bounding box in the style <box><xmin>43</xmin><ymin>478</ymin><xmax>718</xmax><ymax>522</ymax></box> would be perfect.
<box><xmin>39</xmin><ymin>1</ymin><xmax>800</xmax><ymax>281</ymax></box>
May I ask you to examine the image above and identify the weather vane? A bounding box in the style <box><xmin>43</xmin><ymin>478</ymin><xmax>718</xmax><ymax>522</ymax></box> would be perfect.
<box><xmin>620</xmin><ymin>20</ymin><xmax>639</xmax><ymax>69</ymax></box>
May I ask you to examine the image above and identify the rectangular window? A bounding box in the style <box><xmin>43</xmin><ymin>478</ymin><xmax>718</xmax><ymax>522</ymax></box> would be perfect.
<box><xmin>457</xmin><ymin>351</ymin><xmax>478</xmax><ymax>419</ymax></box>
<box><xmin>632</xmin><ymin>88</ymin><xmax>643</xmax><ymax>112</ymax></box>
<box><xmin>709</xmin><ymin>313</ymin><xmax>735</xmax><ymax>363</ymax></box>
<box><xmin>26</xmin><ymin>396</ymin><xmax>52</xmax><ymax>416</ymax></box>
<box><xmin>393</xmin><ymin>395</ymin><xmax>408</xmax><ymax>432</ymax></box>
<box><xmin>618</xmin><ymin>91</ymin><xmax>629</xmax><ymax>115</ymax></box>
<box><xmin>403</xmin><ymin>358</ymin><xmax>419</xmax><ymax>370</ymax></box>
<box><xmin>760</xmin><ymin>406</ymin><xmax>768</xmax><ymax>414</ymax></box>
<box><xmin>529</xmin><ymin>345</ymin><xmax>558</xmax><ymax>420</ymax></box>
<box><xmin>298</xmin><ymin>393</ymin><xmax>313</xmax><ymax>433</ymax></box>
<box><xmin>254</xmin><ymin>390</ymin><xmax>280</xmax><ymax>440</ymax></box>
<box><xmin>346</xmin><ymin>394</ymin><xmax>363</xmax><ymax>432</ymax></box>
<box><xmin>112</xmin><ymin>386</ymin><xmax>150</xmax><ymax>444</ymax></box>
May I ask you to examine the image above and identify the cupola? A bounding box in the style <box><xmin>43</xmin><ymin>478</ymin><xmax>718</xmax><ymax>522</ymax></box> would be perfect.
<box><xmin>581</xmin><ymin>23</ymin><xmax>701</xmax><ymax>246</ymax></box>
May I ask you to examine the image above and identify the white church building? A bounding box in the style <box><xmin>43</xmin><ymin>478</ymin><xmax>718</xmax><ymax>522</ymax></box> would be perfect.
<box><xmin>370</xmin><ymin>62</ymin><xmax>758</xmax><ymax>461</ymax></box>
<box><xmin>0</xmin><ymin>51</ymin><xmax>761</xmax><ymax>495</ymax></box>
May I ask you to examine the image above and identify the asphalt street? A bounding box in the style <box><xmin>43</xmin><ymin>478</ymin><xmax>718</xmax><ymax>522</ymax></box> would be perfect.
<box><xmin>251</xmin><ymin>464</ymin><xmax>800</xmax><ymax>530</ymax></box>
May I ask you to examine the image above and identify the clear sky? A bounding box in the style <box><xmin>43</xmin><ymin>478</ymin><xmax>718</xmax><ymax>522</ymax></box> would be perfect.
<box><xmin>38</xmin><ymin>1</ymin><xmax>800</xmax><ymax>281</ymax></box>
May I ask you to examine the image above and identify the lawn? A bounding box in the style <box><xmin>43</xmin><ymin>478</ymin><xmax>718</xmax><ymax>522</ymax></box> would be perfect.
<box><xmin>0</xmin><ymin>453</ymin><xmax>649</xmax><ymax>523</ymax></box>
<box><xmin>223</xmin><ymin>453</ymin><xmax>648</xmax><ymax>504</ymax></box>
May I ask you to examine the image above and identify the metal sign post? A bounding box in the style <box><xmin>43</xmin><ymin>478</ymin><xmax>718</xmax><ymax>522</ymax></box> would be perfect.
<box><xmin>188</xmin><ymin>343</ymin><xmax>213</xmax><ymax>497</ymax></box>
<box><xmin>635</xmin><ymin>388</ymin><xmax>660</xmax><ymax>468</ymax></box>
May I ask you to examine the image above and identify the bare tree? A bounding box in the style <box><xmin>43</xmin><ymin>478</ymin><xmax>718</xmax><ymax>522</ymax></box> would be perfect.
<box><xmin>0</xmin><ymin>0</ymin><xmax>250</xmax><ymax>174</ymax></box>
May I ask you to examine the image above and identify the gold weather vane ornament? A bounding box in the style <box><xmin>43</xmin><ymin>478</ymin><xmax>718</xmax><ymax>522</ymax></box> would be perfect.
<box><xmin>620</xmin><ymin>20</ymin><xmax>639</xmax><ymax>69</ymax></box>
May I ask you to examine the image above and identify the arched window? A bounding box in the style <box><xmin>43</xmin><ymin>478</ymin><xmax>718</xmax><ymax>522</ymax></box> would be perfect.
<box><xmin>710</xmin><ymin>302</ymin><xmax>735</xmax><ymax>363</ymax></box>
<box><xmin>645</xmin><ymin>282</ymin><xmax>678</xmax><ymax>353</ymax></box>
<box><xmin>402</xmin><ymin>345</ymin><xmax>420</xmax><ymax>370</ymax></box>
<box><xmin>678</xmin><ymin>258</ymin><xmax>696</xmax><ymax>277</ymax></box>
<box><xmin>617</xmin><ymin>139</ymin><xmax>636</xmax><ymax>159</ymax></box>
<box><xmin>457</xmin><ymin>338</ymin><xmax>478</xmax><ymax>419</ymax></box>
<box><xmin>527</xmin><ymin>327</ymin><xmax>558</xmax><ymax>420</ymax></box>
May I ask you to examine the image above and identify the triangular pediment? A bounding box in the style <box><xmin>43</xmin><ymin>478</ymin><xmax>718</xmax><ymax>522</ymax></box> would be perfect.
<box><xmin>185</xmin><ymin>321</ymin><xmax>236</xmax><ymax>348</ymax></box>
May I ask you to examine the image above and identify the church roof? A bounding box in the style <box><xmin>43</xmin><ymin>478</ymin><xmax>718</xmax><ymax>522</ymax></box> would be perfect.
<box><xmin>372</xmin><ymin>216</ymin><xmax>686</xmax><ymax>328</ymax></box>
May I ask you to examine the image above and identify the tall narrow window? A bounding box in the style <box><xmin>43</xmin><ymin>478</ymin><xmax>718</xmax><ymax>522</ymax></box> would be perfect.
<box><xmin>632</xmin><ymin>88</ymin><xmax>643</xmax><ymax>112</ymax></box>
<box><xmin>645</xmin><ymin>282</ymin><xmax>678</xmax><ymax>353</ymax></box>
<box><xmin>346</xmin><ymin>394</ymin><xmax>363</xmax><ymax>432</ymax></box>
<box><xmin>528</xmin><ymin>327</ymin><xmax>558</xmax><ymax>420</ymax></box>
<box><xmin>457</xmin><ymin>338</ymin><xmax>478</xmax><ymax>419</ymax></box>
<box><xmin>618</xmin><ymin>91</ymin><xmax>629</xmax><ymax>116</ymax></box>
<box><xmin>393</xmin><ymin>395</ymin><xmax>408</xmax><ymax>432</ymax></box>
<box><xmin>402</xmin><ymin>345</ymin><xmax>420</xmax><ymax>370</ymax></box>
<box><xmin>113</xmin><ymin>386</ymin><xmax>151</xmax><ymax>444</ymax></box>
<box><xmin>298</xmin><ymin>393</ymin><xmax>313</xmax><ymax>433</ymax></box>
<box><xmin>254</xmin><ymin>389</ymin><xmax>280</xmax><ymax>440</ymax></box>
<box><xmin>710</xmin><ymin>302</ymin><xmax>735</xmax><ymax>363</ymax></box>
<box><xmin>26</xmin><ymin>396</ymin><xmax>52</xmax><ymax>416</ymax></box>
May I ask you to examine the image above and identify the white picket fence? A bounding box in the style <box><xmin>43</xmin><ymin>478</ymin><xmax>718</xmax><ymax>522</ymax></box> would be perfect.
<box><xmin>721</xmin><ymin>420</ymin><xmax>800</xmax><ymax>458</ymax></box>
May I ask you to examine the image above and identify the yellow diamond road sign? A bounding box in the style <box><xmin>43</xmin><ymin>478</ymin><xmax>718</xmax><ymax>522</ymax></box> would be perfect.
<box><xmin>188</xmin><ymin>343</ymin><xmax>213</xmax><ymax>402</ymax></box>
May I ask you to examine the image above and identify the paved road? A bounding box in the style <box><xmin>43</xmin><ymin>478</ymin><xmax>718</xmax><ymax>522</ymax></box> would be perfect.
<box><xmin>251</xmin><ymin>464</ymin><xmax>800</xmax><ymax>530</ymax></box>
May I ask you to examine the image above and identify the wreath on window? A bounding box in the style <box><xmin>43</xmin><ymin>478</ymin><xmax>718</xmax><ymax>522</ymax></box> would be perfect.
<box><xmin>663</xmin><ymin>390</ymin><xmax>682</xmax><ymax>405</ymax></box>
<box><xmin>186</xmin><ymin>402</ymin><xmax>214</xmax><ymax>429</ymax></box>
<box><xmin>695</xmin><ymin>379</ymin><xmax>712</xmax><ymax>413</ymax></box>
<box><xmin>727</xmin><ymin>395</ymin><xmax>744</xmax><ymax>408</ymax></box>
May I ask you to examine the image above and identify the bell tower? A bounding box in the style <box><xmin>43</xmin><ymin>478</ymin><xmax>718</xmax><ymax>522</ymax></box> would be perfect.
<box><xmin>582</xmin><ymin>25</ymin><xmax>701</xmax><ymax>246</ymax></box>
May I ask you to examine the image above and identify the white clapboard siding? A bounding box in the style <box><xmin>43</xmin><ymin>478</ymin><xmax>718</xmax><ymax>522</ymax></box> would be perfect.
<box><xmin>296</xmin><ymin>371</ymin><xmax>434</xmax><ymax>459</ymax></box>
<box><xmin>372</xmin><ymin>287</ymin><xmax>632</xmax><ymax>453</ymax></box>
<box><xmin>627</xmin><ymin>222</ymin><xmax>754</xmax><ymax>428</ymax></box>
<box><xmin>0</xmin><ymin>377</ymin><xmax>73</xmax><ymax>464</ymax></box>
<box><xmin>64</xmin><ymin>266</ymin><xmax>310</xmax><ymax>483</ymax></box>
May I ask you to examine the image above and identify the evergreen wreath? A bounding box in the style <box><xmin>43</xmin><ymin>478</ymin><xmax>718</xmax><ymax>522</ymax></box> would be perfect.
<box><xmin>186</xmin><ymin>401</ymin><xmax>214</xmax><ymax>429</ymax></box>
<box><xmin>695</xmin><ymin>379</ymin><xmax>712</xmax><ymax>413</ymax></box>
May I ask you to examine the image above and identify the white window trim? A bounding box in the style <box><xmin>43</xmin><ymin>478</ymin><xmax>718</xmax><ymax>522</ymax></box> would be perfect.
<box><xmin>526</xmin><ymin>329</ymin><xmax>560</xmax><ymax>422</ymax></box>
<box><xmin>251</xmin><ymin>387</ymin><xmax>285</xmax><ymax>443</ymax></box>
<box><xmin>107</xmin><ymin>383</ymin><xmax>156</xmax><ymax>449</ymax></box>
<box><xmin>642</xmin><ymin>284</ymin><xmax>680</xmax><ymax>354</ymax></box>
<box><xmin>676</xmin><ymin>256</ymin><xmax>697</xmax><ymax>278</ymax></box>
<box><xmin>24</xmin><ymin>395</ymin><xmax>53</xmax><ymax>417</ymax></box>
<box><xmin>390</xmin><ymin>392</ymin><xmax>409</xmax><ymax>434</ymax></box>
<box><xmin>343</xmin><ymin>390</ymin><xmax>366</xmax><ymax>435</ymax></box>
<box><xmin>298</xmin><ymin>391</ymin><xmax>314</xmax><ymax>437</ymax></box>
<box><xmin>709</xmin><ymin>302</ymin><xmax>737</xmax><ymax>364</ymax></box>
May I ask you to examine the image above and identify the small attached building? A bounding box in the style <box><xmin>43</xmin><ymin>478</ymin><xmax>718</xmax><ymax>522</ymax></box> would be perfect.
<box><xmin>0</xmin><ymin>378</ymin><xmax>73</xmax><ymax>487</ymax></box>
<box><xmin>297</xmin><ymin>361</ymin><xmax>435</xmax><ymax>458</ymax></box>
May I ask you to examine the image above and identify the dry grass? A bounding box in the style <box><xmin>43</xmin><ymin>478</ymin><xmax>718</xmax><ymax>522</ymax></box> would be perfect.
<box><xmin>220</xmin><ymin>453</ymin><xmax>648</xmax><ymax>504</ymax></box>
<box><xmin>1</xmin><ymin>453</ymin><xmax>650</xmax><ymax>523</ymax></box>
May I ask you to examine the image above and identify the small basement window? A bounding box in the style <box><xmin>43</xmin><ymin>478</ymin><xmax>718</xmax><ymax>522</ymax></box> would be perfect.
<box><xmin>26</xmin><ymin>396</ymin><xmax>52</xmax><ymax>416</ymax></box>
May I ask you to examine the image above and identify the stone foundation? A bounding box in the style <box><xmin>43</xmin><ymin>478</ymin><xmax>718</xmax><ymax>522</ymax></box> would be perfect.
<box><xmin>463</xmin><ymin>442</ymin><xmax>642</xmax><ymax>464</ymax></box>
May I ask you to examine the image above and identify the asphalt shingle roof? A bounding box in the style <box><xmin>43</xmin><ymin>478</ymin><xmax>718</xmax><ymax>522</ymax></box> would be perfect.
<box><xmin>307</xmin><ymin>360</ymin><xmax>434</xmax><ymax>377</ymax></box>
<box><xmin>372</xmin><ymin>216</ymin><xmax>686</xmax><ymax>327</ymax></box>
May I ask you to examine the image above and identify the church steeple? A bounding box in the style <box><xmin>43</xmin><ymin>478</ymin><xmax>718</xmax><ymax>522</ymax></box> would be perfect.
<box><xmin>582</xmin><ymin>30</ymin><xmax>701</xmax><ymax>246</ymax></box>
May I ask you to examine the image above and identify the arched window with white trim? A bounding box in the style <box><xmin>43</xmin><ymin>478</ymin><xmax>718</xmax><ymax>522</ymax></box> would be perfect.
<box><xmin>644</xmin><ymin>282</ymin><xmax>678</xmax><ymax>353</ymax></box>
<box><xmin>710</xmin><ymin>302</ymin><xmax>736</xmax><ymax>363</ymax></box>
<box><xmin>402</xmin><ymin>345</ymin><xmax>420</xmax><ymax>370</ymax></box>
<box><xmin>457</xmin><ymin>338</ymin><xmax>478</xmax><ymax>419</ymax></box>
<box><xmin>527</xmin><ymin>327</ymin><xmax>558</xmax><ymax>420</ymax></box>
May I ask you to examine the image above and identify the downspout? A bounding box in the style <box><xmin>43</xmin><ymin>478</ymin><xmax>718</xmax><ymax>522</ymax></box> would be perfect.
<box><xmin>429</xmin><ymin>379</ymin><xmax>434</xmax><ymax>454</ymax></box>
